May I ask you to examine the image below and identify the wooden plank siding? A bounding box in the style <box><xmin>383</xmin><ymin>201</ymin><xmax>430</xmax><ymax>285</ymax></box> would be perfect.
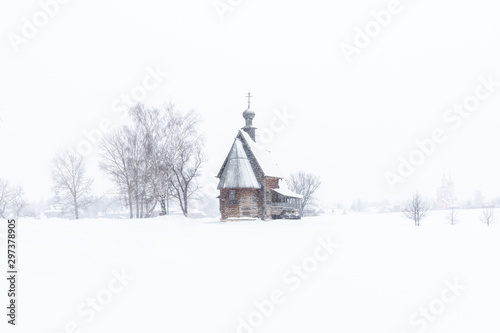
<box><xmin>262</xmin><ymin>176</ymin><xmax>280</xmax><ymax>219</ymax></box>
<box><xmin>219</xmin><ymin>188</ymin><xmax>260</xmax><ymax>220</ymax></box>
<box><xmin>218</xmin><ymin>130</ymin><xmax>301</xmax><ymax>221</ymax></box>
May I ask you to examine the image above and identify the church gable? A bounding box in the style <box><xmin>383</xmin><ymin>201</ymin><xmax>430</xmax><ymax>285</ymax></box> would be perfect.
<box><xmin>217</xmin><ymin>138</ymin><xmax>260</xmax><ymax>189</ymax></box>
<box><xmin>238</xmin><ymin>130</ymin><xmax>283</xmax><ymax>179</ymax></box>
<box><xmin>216</xmin><ymin>94</ymin><xmax>302</xmax><ymax>221</ymax></box>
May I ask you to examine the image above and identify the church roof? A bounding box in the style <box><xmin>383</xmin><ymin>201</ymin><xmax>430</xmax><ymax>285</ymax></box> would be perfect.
<box><xmin>217</xmin><ymin>138</ymin><xmax>260</xmax><ymax>189</ymax></box>
<box><xmin>272</xmin><ymin>180</ymin><xmax>303</xmax><ymax>199</ymax></box>
<box><xmin>238</xmin><ymin>130</ymin><xmax>284</xmax><ymax>178</ymax></box>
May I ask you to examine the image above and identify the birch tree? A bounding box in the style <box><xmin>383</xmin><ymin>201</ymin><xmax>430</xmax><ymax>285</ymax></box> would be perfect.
<box><xmin>166</xmin><ymin>107</ymin><xmax>206</xmax><ymax>217</ymax></box>
<box><xmin>99</xmin><ymin>104</ymin><xmax>206</xmax><ymax>218</ymax></box>
<box><xmin>99</xmin><ymin>128</ymin><xmax>136</xmax><ymax>218</ymax></box>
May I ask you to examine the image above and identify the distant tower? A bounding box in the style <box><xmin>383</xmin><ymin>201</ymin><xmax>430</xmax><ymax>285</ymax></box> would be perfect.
<box><xmin>437</xmin><ymin>173</ymin><xmax>458</xmax><ymax>209</ymax></box>
<box><xmin>242</xmin><ymin>92</ymin><xmax>257</xmax><ymax>141</ymax></box>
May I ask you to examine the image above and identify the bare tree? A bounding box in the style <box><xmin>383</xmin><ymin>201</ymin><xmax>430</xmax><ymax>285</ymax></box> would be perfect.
<box><xmin>122</xmin><ymin>125</ymin><xmax>153</xmax><ymax>218</ymax></box>
<box><xmin>166</xmin><ymin>107</ymin><xmax>206</xmax><ymax>217</ymax></box>
<box><xmin>0</xmin><ymin>179</ymin><xmax>26</xmax><ymax>218</ymax></box>
<box><xmin>99</xmin><ymin>128</ymin><xmax>136</xmax><ymax>218</ymax></box>
<box><xmin>480</xmin><ymin>206</ymin><xmax>495</xmax><ymax>226</ymax></box>
<box><xmin>447</xmin><ymin>207</ymin><xmax>459</xmax><ymax>225</ymax></box>
<box><xmin>101</xmin><ymin>106</ymin><xmax>169</xmax><ymax>218</ymax></box>
<box><xmin>100</xmin><ymin>111</ymin><xmax>159</xmax><ymax>219</ymax></box>
<box><xmin>286</xmin><ymin>172</ymin><xmax>321</xmax><ymax>216</ymax></box>
<box><xmin>10</xmin><ymin>185</ymin><xmax>26</xmax><ymax>217</ymax></box>
<box><xmin>51</xmin><ymin>148</ymin><xmax>94</xmax><ymax>219</ymax></box>
<box><xmin>403</xmin><ymin>193</ymin><xmax>428</xmax><ymax>226</ymax></box>
<box><xmin>99</xmin><ymin>104</ymin><xmax>206</xmax><ymax>218</ymax></box>
<box><xmin>129</xmin><ymin>104</ymin><xmax>171</xmax><ymax>217</ymax></box>
<box><xmin>0</xmin><ymin>178</ymin><xmax>12</xmax><ymax>218</ymax></box>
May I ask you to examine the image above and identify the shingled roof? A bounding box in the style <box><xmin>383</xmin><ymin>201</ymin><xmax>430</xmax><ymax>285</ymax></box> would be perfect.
<box><xmin>238</xmin><ymin>130</ymin><xmax>283</xmax><ymax>178</ymax></box>
<box><xmin>217</xmin><ymin>138</ymin><xmax>260</xmax><ymax>189</ymax></box>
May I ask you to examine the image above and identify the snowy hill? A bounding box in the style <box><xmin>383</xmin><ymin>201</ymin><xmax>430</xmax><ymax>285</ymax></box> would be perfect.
<box><xmin>1</xmin><ymin>210</ymin><xmax>499</xmax><ymax>333</ymax></box>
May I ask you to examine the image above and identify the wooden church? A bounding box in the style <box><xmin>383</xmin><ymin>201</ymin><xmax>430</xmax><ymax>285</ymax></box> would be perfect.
<box><xmin>216</xmin><ymin>94</ymin><xmax>303</xmax><ymax>221</ymax></box>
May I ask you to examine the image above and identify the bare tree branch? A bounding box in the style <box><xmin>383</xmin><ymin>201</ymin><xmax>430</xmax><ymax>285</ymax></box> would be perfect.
<box><xmin>0</xmin><ymin>179</ymin><xmax>12</xmax><ymax>218</ymax></box>
<box><xmin>480</xmin><ymin>206</ymin><xmax>495</xmax><ymax>226</ymax></box>
<box><xmin>98</xmin><ymin>104</ymin><xmax>206</xmax><ymax>218</ymax></box>
<box><xmin>0</xmin><ymin>179</ymin><xmax>26</xmax><ymax>218</ymax></box>
<box><xmin>286</xmin><ymin>172</ymin><xmax>321</xmax><ymax>216</ymax></box>
<box><xmin>51</xmin><ymin>148</ymin><xmax>94</xmax><ymax>219</ymax></box>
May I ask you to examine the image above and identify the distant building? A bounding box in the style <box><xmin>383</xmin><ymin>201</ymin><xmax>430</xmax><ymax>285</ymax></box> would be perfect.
<box><xmin>436</xmin><ymin>173</ymin><xmax>457</xmax><ymax>209</ymax></box>
<box><xmin>216</xmin><ymin>94</ymin><xmax>302</xmax><ymax>221</ymax></box>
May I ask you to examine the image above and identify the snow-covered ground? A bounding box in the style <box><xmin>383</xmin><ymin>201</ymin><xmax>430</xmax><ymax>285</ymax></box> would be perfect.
<box><xmin>1</xmin><ymin>209</ymin><xmax>499</xmax><ymax>333</ymax></box>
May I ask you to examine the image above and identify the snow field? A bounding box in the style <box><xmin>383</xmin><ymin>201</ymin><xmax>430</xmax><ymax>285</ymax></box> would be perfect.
<box><xmin>0</xmin><ymin>209</ymin><xmax>498</xmax><ymax>332</ymax></box>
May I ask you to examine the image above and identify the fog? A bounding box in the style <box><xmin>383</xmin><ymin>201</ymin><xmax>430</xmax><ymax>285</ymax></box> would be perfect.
<box><xmin>1</xmin><ymin>0</ymin><xmax>500</xmax><ymax>208</ymax></box>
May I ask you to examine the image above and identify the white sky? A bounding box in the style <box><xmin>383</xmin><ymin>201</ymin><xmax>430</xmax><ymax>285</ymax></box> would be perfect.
<box><xmin>1</xmin><ymin>0</ymin><xmax>500</xmax><ymax>207</ymax></box>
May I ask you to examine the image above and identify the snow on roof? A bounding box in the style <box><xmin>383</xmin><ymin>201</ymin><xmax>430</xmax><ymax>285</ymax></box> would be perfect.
<box><xmin>217</xmin><ymin>138</ymin><xmax>261</xmax><ymax>189</ymax></box>
<box><xmin>239</xmin><ymin>130</ymin><xmax>284</xmax><ymax>178</ymax></box>
<box><xmin>272</xmin><ymin>187</ymin><xmax>303</xmax><ymax>199</ymax></box>
<box><xmin>272</xmin><ymin>179</ymin><xmax>303</xmax><ymax>198</ymax></box>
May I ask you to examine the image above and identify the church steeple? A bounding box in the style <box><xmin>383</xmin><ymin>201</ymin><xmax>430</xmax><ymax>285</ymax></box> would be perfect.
<box><xmin>242</xmin><ymin>92</ymin><xmax>256</xmax><ymax>141</ymax></box>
